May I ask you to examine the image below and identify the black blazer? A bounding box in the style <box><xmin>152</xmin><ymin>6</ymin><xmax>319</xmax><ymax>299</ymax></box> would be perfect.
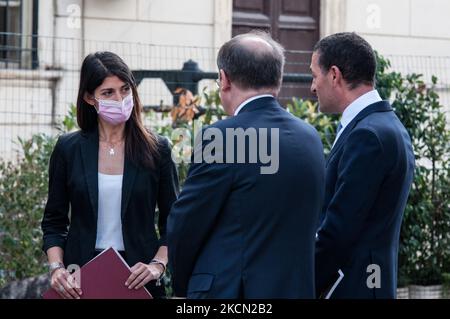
<box><xmin>315</xmin><ymin>101</ymin><xmax>415</xmax><ymax>299</ymax></box>
<box><xmin>41</xmin><ymin>129</ymin><xmax>179</xmax><ymax>296</ymax></box>
<box><xmin>167</xmin><ymin>96</ymin><xmax>325</xmax><ymax>298</ymax></box>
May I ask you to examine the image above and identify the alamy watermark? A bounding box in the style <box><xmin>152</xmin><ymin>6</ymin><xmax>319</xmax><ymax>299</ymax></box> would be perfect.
<box><xmin>66</xmin><ymin>4</ymin><xmax>81</xmax><ymax>29</ymax></box>
<box><xmin>366</xmin><ymin>264</ymin><xmax>381</xmax><ymax>289</ymax></box>
<box><xmin>170</xmin><ymin>119</ymin><xmax>280</xmax><ymax>175</ymax></box>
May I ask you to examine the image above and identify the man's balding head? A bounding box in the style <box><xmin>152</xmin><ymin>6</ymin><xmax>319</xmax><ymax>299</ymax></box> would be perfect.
<box><xmin>217</xmin><ymin>31</ymin><xmax>285</xmax><ymax>91</ymax></box>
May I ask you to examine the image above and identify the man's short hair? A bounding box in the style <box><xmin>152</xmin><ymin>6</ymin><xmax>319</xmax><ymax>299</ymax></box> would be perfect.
<box><xmin>217</xmin><ymin>30</ymin><xmax>285</xmax><ymax>90</ymax></box>
<box><xmin>314</xmin><ymin>32</ymin><xmax>376</xmax><ymax>89</ymax></box>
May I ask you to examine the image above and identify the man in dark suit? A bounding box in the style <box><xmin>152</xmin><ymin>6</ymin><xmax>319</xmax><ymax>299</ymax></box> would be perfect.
<box><xmin>310</xmin><ymin>32</ymin><xmax>415</xmax><ymax>298</ymax></box>
<box><xmin>167</xmin><ymin>31</ymin><xmax>325</xmax><ymax>298</ymax></box>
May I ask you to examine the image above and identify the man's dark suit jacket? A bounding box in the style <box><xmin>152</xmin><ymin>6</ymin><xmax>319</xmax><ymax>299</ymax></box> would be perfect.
<box><xmin>41</xmin><ymin>129</ymin><xmax>179</xmax><ymax>297</ymax></box>
<box><xmin>168</xmin><ymin>96</ymin><xmax>325</xmax><ymax>298</ymax></box>
<box><xmin>315</xmin><ymin>100</ymin><xmax>415</xmax><ymax>299</ymax></box>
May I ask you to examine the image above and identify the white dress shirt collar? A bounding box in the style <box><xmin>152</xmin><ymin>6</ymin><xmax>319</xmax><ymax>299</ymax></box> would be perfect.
<box><xmin>234</xmin><ymin>94</ymin><xmax>274</xmax><ymax>116</ymax></box>
<box><xmin>333</xmin><ymin>89</ymin><xmax>382</xmax><ymax>147</ymax></box>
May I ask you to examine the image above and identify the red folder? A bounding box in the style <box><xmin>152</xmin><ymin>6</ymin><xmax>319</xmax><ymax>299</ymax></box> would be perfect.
<box><xmin>43</xmin><ymin>247</ymin><xmax>152</xmax><ymax>299</ymax></box>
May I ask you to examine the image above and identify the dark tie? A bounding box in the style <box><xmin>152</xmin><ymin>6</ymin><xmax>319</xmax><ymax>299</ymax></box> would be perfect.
<box><xmin>332</xmin><ymin>122</ymin><xmax>343</xmax><ymax>148</ymax></box>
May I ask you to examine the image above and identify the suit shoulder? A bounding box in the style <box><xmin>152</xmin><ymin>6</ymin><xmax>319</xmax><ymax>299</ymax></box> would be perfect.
<box><xmin>55</xmin><ymin>130</ymin><xmax>83</xmax><ymax>149</ymax></box>
<box><xmin>348</xmin><ymin>124</ymin><xmax>381</xmax><ymax>138</ymax></box>
<box><xmin>347</xmin><ymin>127</ymin><xmax>384</xmax><ymax>153</ymax></box>
<box><xmin>48</xmin><ymin>130</ymin><xmax>83</xmax><ymax>161</ymax></box>
<box><xmin>357</xmin><ymin>112</ymin><xmax>402</xmax><ymax>142</ymax></box>
<box><xmin>207</xmin><ymin>116</ymin><xmax>238</xmax><ymax>130</ymax></box>
<box><xmin>285</xmin><ymin>112</ymin><xmax>323</xmax><ymax>140</ymax></box>
<box><xmin>156</xmin><ymin>134</ymin><xmax>172</xmax><ymax>155</ymax></box>
<box><xmin>291</xmin><ymin>113</ymin><xmax>318</xmax><ymax>131</ymax></box>
<box><xmin>156</xmin><ymin>133</ymin><xmax>169</xmax><ymax>145</ymax></box>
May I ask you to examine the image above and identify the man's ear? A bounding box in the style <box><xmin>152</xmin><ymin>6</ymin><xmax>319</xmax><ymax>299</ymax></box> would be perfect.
<box><xmin>330</xmin><ymin>66</ymin><xmax>342</xmax><ymax>87</ymax></box>
<box><xmin>219</xmin><ymin>69</ymin><xmax>231</xmax><ymax>90</ymax></box>
<box><xmin>83</xmin><ymin>92</ymin><xmax>95</xmax><ymax>106</ymax></box>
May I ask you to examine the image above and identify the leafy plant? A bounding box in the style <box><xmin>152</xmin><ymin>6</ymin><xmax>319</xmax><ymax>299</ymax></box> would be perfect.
<box><xmin>58</xmin><ymin>104</ymin><xmax>78</xmax><ymax>133</ymax></box>
<box><xmin>149</xmin><ymin>87</ymin><xmax>226</xmax><ymax>186</ymax></box>
<box><xmin>374</xmin><ymin>51</ymin><xmax>402</xmax><ymax>100</ymax></box>
<box><xmin>287</xmin><ymin>98</ymin><xmax>339</xmax><ymax>156</ymax></box>
<box><xmin>0</xmin><ymin>103</ymin><xmax>78</xmax><ymax>288</ymax></box>
<box><xmin>376</xmin><ymin>53</ymin><xmax>449</xmax><ymax>286</ymax></box>
<box><xmin>0</xmin><ymin>134</ymin><xmax>57</xmax><ymax>287</ymax></box>
<box><xmin>390</xmin><ymin>74</ymin><xmax>450</xmax><ymax>286</ymax></box>
<box><xmin>201</xmin><ymin>86</ymin><xmax>226</xmax><ymax>125</ymax></box>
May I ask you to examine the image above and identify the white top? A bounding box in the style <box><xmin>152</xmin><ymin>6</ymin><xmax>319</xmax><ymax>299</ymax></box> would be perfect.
<box><xmin>332</xmin><ymin>89</ymin><xmax>382</xmax><ymax>148</ymax></box>
<box><xmin>95</xmin><ymin>173</ymin><xmax>125</xmax><ymax>251</ymax></box>
<box><xmin>234</xmin><ymin>94</ymin><xmax>274</xmax><ymax>116</ymax></box>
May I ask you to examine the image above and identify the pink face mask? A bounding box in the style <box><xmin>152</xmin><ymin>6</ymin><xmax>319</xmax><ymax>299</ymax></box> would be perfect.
<box><xmin>95</xmin><ymin>93</ymin><xmax>134</xmax><ymax>125</ymax></box>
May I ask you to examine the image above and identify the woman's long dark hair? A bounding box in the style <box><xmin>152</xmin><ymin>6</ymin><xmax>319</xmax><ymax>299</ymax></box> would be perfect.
<box><xmin>76</xmin><ymin>51</ymin><xmax>159</xmax><ymax>169</ymax></box>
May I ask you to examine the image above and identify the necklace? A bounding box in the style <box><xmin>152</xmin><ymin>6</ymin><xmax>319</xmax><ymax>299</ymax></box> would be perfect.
<box><xmin>100</xmin><ymin>139</ymin><xmax>124</xmax><ymax>156</ymax></box>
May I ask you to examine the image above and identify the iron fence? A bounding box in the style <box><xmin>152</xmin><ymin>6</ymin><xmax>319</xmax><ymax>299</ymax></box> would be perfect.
<box><xmin>0</xmin><ymin>32</ymin><xmax>449</xmax><ymax>163</ymax></box>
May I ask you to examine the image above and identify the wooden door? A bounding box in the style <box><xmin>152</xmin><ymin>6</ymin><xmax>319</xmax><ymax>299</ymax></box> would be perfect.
<box><xmin>232</xmin><ymin>0</ymin><xmax>320</xmax><ymax>104</ymax></box>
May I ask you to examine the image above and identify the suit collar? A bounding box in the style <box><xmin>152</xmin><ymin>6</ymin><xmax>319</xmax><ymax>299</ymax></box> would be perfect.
<box><xmin>340</xmin><ymin>90</ymin><xmax>382</xmax><ymax>129</ymax></box>
<box><xmin>79</xmin><ymin>128</ymin><xmax>138</xmax><ymax>221</ymax></box>
<box><xmin>237</xmin><ymin>96</ymin><xmax>280</xmax><ymax>114</ymax></box>
<box><xmin>327</xmin><ymin>100</ymin><xmax>392</xmax><ymax>163</ymax></box>
<box><xmin>121</xmin><ymin>155</ymin><xmax>137</xmax><ymax>220</ymax></box>
<box><xmin>234</xmin><ymin>94</ymin><xmax>274</xmax><ymax>115</ymax></box>
<box><xmin>80</xmin><ymin>129</ymin><xmax>99</xmax><ymax>222</ymax></box>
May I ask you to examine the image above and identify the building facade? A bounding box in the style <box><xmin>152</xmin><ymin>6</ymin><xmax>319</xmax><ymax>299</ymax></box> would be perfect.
<box><xmin>1</xmin><ymin>0</ymin><xmax>449</xmax><ymax>160</ymax></box>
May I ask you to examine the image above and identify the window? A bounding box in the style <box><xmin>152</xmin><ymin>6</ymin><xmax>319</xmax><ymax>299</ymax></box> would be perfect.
<box><xmin>0</xmin><ymin>0</ymin><xmax>38</xmax><ymax>69</ymax></box>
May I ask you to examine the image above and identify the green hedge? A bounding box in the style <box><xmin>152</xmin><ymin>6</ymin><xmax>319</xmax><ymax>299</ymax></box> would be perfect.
<box><xmin>0</xmin><ymin>134</ymin><xmax>56</xmax><ymax>287</ymax></box>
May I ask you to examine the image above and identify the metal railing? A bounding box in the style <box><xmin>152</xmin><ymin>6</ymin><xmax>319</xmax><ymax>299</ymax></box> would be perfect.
<box><xmin>0</xmin><ymin>32</ymin><xmax>449</xmax><ymax>162</ymax></box>
<box><xmin>133</xmin><ymin>59</ymin><xmax>313</xmax><ymax>106</ymax></box>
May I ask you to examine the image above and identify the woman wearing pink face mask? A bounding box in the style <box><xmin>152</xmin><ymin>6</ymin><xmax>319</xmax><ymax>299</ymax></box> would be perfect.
<box><xmin>41</xmin><ymin>51</ymin><xmax>179</xmax><ymax>299</ymax></box>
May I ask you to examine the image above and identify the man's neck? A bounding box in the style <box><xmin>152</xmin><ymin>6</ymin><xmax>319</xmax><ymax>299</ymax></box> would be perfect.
<box><xmin>340</xmin><ymin>85</ymin><xmax>375</xmax><ymax>113</ymax></box>
<box><xmin>230</xmin><ymin>89</ymin><xmax>276</xmax><ymax>115</ymax></box>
